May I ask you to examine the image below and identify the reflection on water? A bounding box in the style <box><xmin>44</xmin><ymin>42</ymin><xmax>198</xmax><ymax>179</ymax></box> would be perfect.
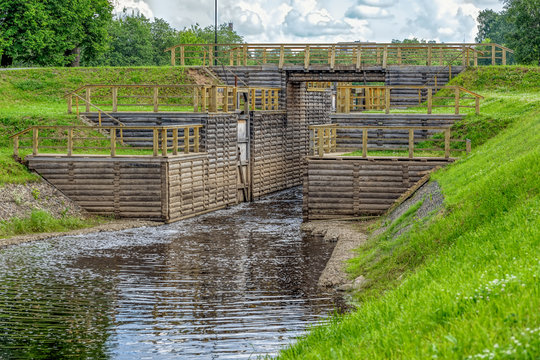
<box><xmin>0</xmin><ymin>188</ymin><xmax>340</xmax><ymax>359</ymax></box>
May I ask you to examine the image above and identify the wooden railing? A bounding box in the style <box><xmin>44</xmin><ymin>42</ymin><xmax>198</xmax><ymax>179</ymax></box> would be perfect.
<box><xmin>11</xmin><ymin>125</ymin><xmax>203</xmax><ymax>158</ymax></box>
<box><xmin>66</xmin><ymin>85</ymin><xmax>280</xmax><ymax>114</ymax></box>
<box><xmin>309</xmin><ymin>124</ymin><xmax>471</xmax><ymax>159</ymax></box>
<box><xmin>165</xmin><ymin>43</ymin><xmax>513</xmax><ymax>68</ymax></box>
<box><xmin>335</xmin><ymin>85</ymin><xmax>483</xmax><ymax>115</ymax></box>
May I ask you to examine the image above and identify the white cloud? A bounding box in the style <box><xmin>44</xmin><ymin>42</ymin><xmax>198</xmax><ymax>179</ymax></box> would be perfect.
<box><xmin>345</xmin><ymin>5</ymin><xmax>392</xmax><ymax>19</ymax></box>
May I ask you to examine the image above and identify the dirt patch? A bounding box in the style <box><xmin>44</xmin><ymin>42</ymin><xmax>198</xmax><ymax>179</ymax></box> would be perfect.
<box><xmin>186</xmin><ymin>68</ymin><xmax>219</xmax><ymax>85</ymax></box>
<box><xmin>0</xmin><ymin>219</ymin><xmax>162</xmax><ymax>248</ymax></box>
<box><xmin>0</xmin><ymin>180</ymin><xmax>87</xmax><ymax>221</ymax></box>
<box><xmin>302</xmin><ymin>221</ymin><xmax>369</xmax><ymax>289</ymax></box>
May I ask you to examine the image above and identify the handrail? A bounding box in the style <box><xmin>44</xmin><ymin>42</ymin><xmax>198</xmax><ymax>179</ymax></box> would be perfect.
<box><xmin>70</xmin><ymin>92</ymin><xmax>125</xmax><ymax>127</ymax></box>
<box><xmin>67</xmin><ymin>84</ymin><xmax>281</xmax><ymax>113</ymax></box>
<box><xmin>165</xmin><ymin>43</ymin><xmax>513</xmax><ymax>68</ymax></box>
<box><xmin>335</xmin><ymin>85</ymin><xmax>483</xmax><ymax>115</ymax></box>
<box><xmin>12</xmin><ymin>125</ymin><xmax>204</xmax><ymax>158</ymax></box>
<box><xmin>308</xmin><ymin>124</ymin><xmax>471</xmax><ymax>159</ymax></box>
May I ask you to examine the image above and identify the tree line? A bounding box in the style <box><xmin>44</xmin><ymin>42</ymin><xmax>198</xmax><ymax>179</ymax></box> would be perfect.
<box><xmin>0</xmin><ymin>1</ymin><xmax>243</xmax><ymax>67</ymax></box>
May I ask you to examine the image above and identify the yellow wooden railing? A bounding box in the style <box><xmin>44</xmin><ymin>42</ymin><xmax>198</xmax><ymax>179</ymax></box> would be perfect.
<box><xmin>335</xmin><ymin>85</ymin><xmax>484</xmax><ymax>115</ymax></box>
<box><xmin>66</xmin><ymin>84</ymin><xmax>280</xmax><ymax>114</ymax></box>
<box><xmin>11</xmin><ymin>125</ymin><xmax>203</xmax><ymax>158</ymax></box>
<box><xmin>165</xmin><ymin>43</ymin><xmax>513</xmax><ymax>68</ymax></box>
<box><xmin>309</xmin><ymin>124</ymin><xmax>471</xmax><ymax>159</ymax></box>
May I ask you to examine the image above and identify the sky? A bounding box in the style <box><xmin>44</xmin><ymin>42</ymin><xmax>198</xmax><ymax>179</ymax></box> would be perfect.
<box><xmin>113</xmin><ymin>0</ymin><xmax>504</xmax><ymax>43</ymax></box>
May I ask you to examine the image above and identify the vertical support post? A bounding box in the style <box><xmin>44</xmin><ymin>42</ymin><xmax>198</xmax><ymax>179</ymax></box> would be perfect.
<box><xmin>67</xmin><ymin>95</ymin><xmax>72</xmax><ymax>114</ymax></box>
<box><xmin>502</xmin><ymin>49</ymin><xmax>507</xmax><ymax>65</ymax></box>
<box><xmin>262</xmin><ymin>48</ymin><xmax>267</xmax><ymax>64</ymax></box>
<box><xmin>194</xmin><ymin>126</ymin><xmax>200</xmax><ymax>152</ymax></box>
<box><xmin>427</xmin><ymin>45</ymin><xmax>432</xmax><ymax>66</ymax></box>
<box><xmin>32</xmin><ymin>128</ymin><xmax>39</xmax><ymax>156</ymax></box>
<box><xmin>385</xmin><ymin>88</ymin><xmax>390</xmax><ymax>114</ymax></box>
<box><xmin>427</xmin><ymin>88</ymin><xmax>433</xmax><ymax>114</ymax></box>
<box><xmin>201</xmin><ymin>87</ymin><xmax>207</xmax><ymax>111</ymax></box>
<box><xmin>317</xmin><ymin>128</ymin><xmax>323</xmax><ymax>157</ymax></box>
<box><xmin>161</xmin><ymin>128</ymin><xmax>167</xmax><ymax>156</ymax></box>
<box><xmin>362</xmin><ymin>128</ymin><xmax>368</xmax><ymax>158</ymax></box>
<box><xmin>209</xmin><ymin>85</ymin><xmax>218</xmax><ymax>112</ymax></box>
<box><xmin>13</xmin><ymin>136</ymin><xmax>19</xmax><ymax>157</ymax></box>
<box><xmin>332</xmin><ymin>126</ymin><xmax>337</xmax><ymax>152</ymax></box>
<box><xmin>180</xmin><ymin>46</ymin><xmax>185</xmax><ymax>66</ymax></box>
<box><xmin>243</xmin><ymin>44</ymin><xmax>248</xmax><ymax>66</ymax></box>
<box><xmin>462</xmin><ymin>46</ymin><xmax>467</xmax><ymax>66</ymax></box>
<box><xmin>382</xmin><ymin>45</ymin><xmax>388</xmax><ymax>68</ymax></box>
<box><xmin>474</xmin><ymin>49</ymin><xmax>478</xmax><ymax>66</ymax></box>
<box><xmin>110</xmin><ymin>128</ymin><xmax>116</xmax><ymax>157</ymax></box>
<box><xmin>98</xmin><ymin>111</ymin><xmax>102</xmax><ymax>126</ymax></box>
<box><xmin>76</xmin><ymin>96</ymin><xmax>79</xmax><ymax>117</ymax></box>
<box><xmin>251</xmin><ymin>89</ymin><xmax>256</xmax><ymax>110</ymax></box>
<box><xmin>466</xmin><ymin>139</ymin><xmax>471</xmax><ymax>154</ymax></box>
<box><xmin>279</xmin><ymin>45</ymin><xmax>284</xmax><ymax>69</ymax></box>
<box><xmin>454</xmin><ymin>87</ymin><xmax>460</xmax><ymax>115</ymax></box>
<box><xmin>67</xmin><ymin>128</ymin><xmax>73</xmax><ymax>156</ymax></box>
<box><xmin>171</xmin><ymin>47</ymin><xmax>176</xmax><ymax>66</ymax></box>
<box><xmin>208</xmin><ymin>45</ymin><xmax>214</xmax><ymax>66</ymax></box>
<box><xmin>344</xmin><ymin>87</ymin><xmax>351</xmax><ymax>114</ymax></box>
<box><xmin>408</xmin><ymin>129</ymin><xmax>414</xmax><ymax>159</ymax></box>
<box><xmin>445</xmin><ymin>128</ymin><xmax>451</xmax><ymax>159</ymax></box>
<box><xmin>112</xmin><ymin>87</ymin><xmax>118</xmax><ymax>112</ymax></box>
<box><xmin>184</xmin><ymin>127</ymin><xmax>190</xmax><ymax>154</ymax></box>
<box><xmin>173</xmin><ymin>128</ymin><xmax>178</xmax><ymax>155</ymax></box>
<box><xmin>232</xmin><ymin>87</ymin><xmax>238</xmax><ymax>111</ymax></box>
<box><xmin>229</xmin><ymin>49</ymin><xmax>234</xmax><ymax>66</ymax></box>
<box><xmin>397</xmin><ymin>47</ymin><xmax>402</xmax><ymax>65</ymax></box>
<box><xmin>356</xmin><ymin>45</ymin><xmax>362</xmax><ymax>70</ymax></box>
<box><xmin>475</xmin><ymin>97</ymin><xmax>480</xmax><ymax>115</ymax></box>
<box><xmin>491</xmin><ymin>44</ymin><xmax>496</xmax><ymax>65</ymax></box>
<box><xmin>153</xmin><ymin>128</ymin><xmax>159</xmax><ymax>156</ymax></box>
<box><xmin>193</xmin><ymin>87</ymin><xmax>199</xmax><ymax>112</ymax></box>
<box><xmin>304</xmin><ymin>45</ymin><xmax>310</xmax><ymax>70</ymax></box>
<box><xmin>223</xmin><ymin>87</ymin><xmax>229</xmax><ymax>112</ymax></box>
<box><xmin>85</xmin><ymin>87</ymin><xmax>91</xmax><ymax>112</ymax></box>
<box><xmin>330</xmin><ymin>45</ymin><xmax>336</xmax><ymax>70</ymax></box>
<box><xmin>153</xmin><ymin>87</ymin><xmax>159</xmax><ymax>112</ymax></box>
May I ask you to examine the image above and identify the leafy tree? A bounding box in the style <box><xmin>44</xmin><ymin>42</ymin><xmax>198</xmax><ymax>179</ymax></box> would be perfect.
<box><xmin>0</xmin><ymin>0</ymin><xmax>112</xmax><ymax>67</ymax></box>
<box><xmin>105</xmin><ymin>13</ymin><xmax>154</xmax><ymax>66</ymax></box>
<box><xmin>503</xmin><ymin>0</ymin><xmax>540</xmax><ymax>65</ymax></box>
<box><xmin>475</xmin><ymin>9</ymin><xmax>513</xmax><ymax>44</ymax></box>
<box><xmin>151</xmin><ymin>18</ymin><xmax>180</xmax><ymax>66</ymax></box>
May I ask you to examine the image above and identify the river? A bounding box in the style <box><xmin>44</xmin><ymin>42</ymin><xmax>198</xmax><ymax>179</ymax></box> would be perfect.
<box><xmin>0</xmin><ymin>188</ymin><xmax>340</xmax><ymax>359</ymax></box>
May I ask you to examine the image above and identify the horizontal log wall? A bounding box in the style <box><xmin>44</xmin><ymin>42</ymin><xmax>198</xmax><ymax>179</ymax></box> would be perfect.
<box><xmin>303</xmin><ymin>157</ymin><xmax>453</xmax><ymax>220</ymax></box>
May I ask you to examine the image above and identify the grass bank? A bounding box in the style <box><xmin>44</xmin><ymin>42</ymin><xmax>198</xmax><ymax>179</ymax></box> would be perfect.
<box><xmin>278</xmin><ymin>67</ymin><xmax>540</xmax><ymax>359</ymax></box>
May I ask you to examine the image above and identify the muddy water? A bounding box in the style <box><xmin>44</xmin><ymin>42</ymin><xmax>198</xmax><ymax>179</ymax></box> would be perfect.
<box><xmin>0</xmin><ymin>188</ymin><xmax>340</xmax><ymax>359</ymax></box>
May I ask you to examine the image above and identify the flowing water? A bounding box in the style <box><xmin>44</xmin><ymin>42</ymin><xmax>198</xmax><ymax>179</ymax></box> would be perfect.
<box><xmin>0</xmin><ymin>188</ymin><xmax>341</xmax><ymax>359</ymax></box>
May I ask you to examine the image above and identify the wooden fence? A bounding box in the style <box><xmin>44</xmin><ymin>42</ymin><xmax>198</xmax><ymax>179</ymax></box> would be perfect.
<box><xmin>165</xmin><ymin>43</ymin><xmax>513</xmax><ymax>68</ymax></box>
<box><xmin>335</xmin><ymin>85</ymin><xmax>483</xmax><ymax>114</ymax></box>
<box><xmin>11</xmin><ymin>125</ymin><xmax>203</xmax><ymax>157</ymax></box>
<box><xmin>309</xmin><ymin>124</ymin><xmax>471</xmax><ymax>159</ymax></box>
<box><xmin>66</xmin><ymin>85</ymin><xmax>280</xmax><ymax>114</ymax></box>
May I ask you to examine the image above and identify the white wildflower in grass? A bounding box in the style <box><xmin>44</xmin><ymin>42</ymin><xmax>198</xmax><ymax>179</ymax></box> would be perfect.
<box><xmin>466</xmin><ymin>327</ymin><xmax>540</xmax><ymax>360</ymax></box>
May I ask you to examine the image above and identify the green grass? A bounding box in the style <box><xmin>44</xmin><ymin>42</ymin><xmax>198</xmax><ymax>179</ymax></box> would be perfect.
<box><xmin>277</xmin><ymin>67</ymin><xmax>540</xmax><ymax>359</ymax></box>
<box><xmin>0</xmin><ymin>209</ymin><xmax>105</xmax><ymax>238</ymax></box>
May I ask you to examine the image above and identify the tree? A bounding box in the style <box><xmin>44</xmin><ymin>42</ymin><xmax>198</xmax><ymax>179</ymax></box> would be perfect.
<box><xmin>105</xmin><ymin>13</ymin><xmax>154</xmax><ymax>66</ymax></box>
<box><xmin>475</xmin><ymin>9</ymin><xmax>512</xmax><ymax>44</ymax></box>
<box><xmin>151</xmin><ymin>18</ymin><xmax>180</xmax><ymax>66</ymax></box>
<box><xmin>503</xmin><ymin>0</ymin><xmax>540</xmax><ymax>65</ymax></box>
<box><xmin>0</xmin><ymin>0</ymin><xmax>112</xmax><ymax>67</ymax></box>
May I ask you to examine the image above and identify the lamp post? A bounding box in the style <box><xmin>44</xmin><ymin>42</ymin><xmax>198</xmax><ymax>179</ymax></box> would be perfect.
<box><xmin>214</xmin><ymin>0</ymin><xmax>217</xmax><ymax>66</ymax></box>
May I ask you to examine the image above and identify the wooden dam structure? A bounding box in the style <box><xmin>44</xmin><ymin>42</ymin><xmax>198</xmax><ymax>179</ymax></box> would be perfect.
<box><xmin>12</xmin><ymin>42</ymin><xmax>510</xmax><ymax>222</ymax></box>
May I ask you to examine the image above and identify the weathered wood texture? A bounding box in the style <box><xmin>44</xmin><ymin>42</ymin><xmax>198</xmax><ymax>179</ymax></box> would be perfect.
<box><xmin>303</xmin><ymin>157</ymin><xmax>454</xmax><ymax>220</ymax></box>
<box><xmin>249</xmin><ymin>84</ymin><xmax>332</xmax><ymax>199</ymax></box>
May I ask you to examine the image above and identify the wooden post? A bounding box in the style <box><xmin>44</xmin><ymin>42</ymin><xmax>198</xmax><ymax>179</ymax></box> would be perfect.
<box><xmin>262</xmin><ymin>48</ymin><xmax>267</xmax><ymax>64</ymax></box>
<box><xmin>13</xmin><ymin>136</ymin><xmax>19</xmax><ymax>157</ymax></box>
<box><xmin>171</xmin><ymin>47</ymin><xmax>176</xmax><ymax>66</ymax></box>
<box><xmin>397</xmin><ymin>47</ymin><xmax>402</xmax><ymax>65</ymax></box>
<box><xmin>385</xmin><ymin>88</ymin><xmax>390</xmax><ymax>114</ymax></box>
<box><xmin>67</xmin><ymin>128</ymin><xmax>73</xmax><ymax>156</ymax></box>
<box><xmin>444</xmin><ymin>129</ymin><xmax>451</xmax><ymax>158</ymax></box>
<box><xmin>279</xmin><ymin>45</ymin><xmax>285</xmax><ymax>69</ymax></box>
<box><xmin>153</xmin><ymin>128</ymin><xmax>159</xmax><ymax>156</ymax></box>
<box><xmin>491</xmin><ymin>44</ymin><xmax>496</xmax><ymax>65</ymax></box>
<box><xmin>194</xmin><ymin>127</ymin><xmax>200</xmax><ymax>152</ymax></box>
<box><xmin>474</xmin><ymin>49</ymin><xmax>478</xmax><ymax>66</ymax></box>
<box><xmin>304</xmin><ymin>45</ymin><xmax>310</xmax><ymax>70</ymax></box>
<box><xmin>330</xmin><ymin>45</ymin><xmax>336</xmax><ymax>70</ymax></box>
<box><xmin>32</xmin><ymin>128</ymin><xmax>38</xmax><ymax>156</ymax></box>
<box><xmin>454</xmin><ymin>87</ymin><xmax>460</xmax><ymax>114</ymax></box>
<box><xmin>243</xmin><ymin>44</ymin><xmax>248</xmax><ymax>66</ymax></box>
<box><xmin>229</xmin><ymin>49</ymin><xmax>234</xmax><ymax>66</ymax></box>
<box><xmin>427</xmin><ymin>88</ymin><xmax>433</xmax><ymax>114</ymax></box>
<box><xmin>356</xmin><ymin>45</ymin><xmax>362</xmax><ymax>70</ymax></box>
<box><xmin>209</xmin><ymin>45</ymin><xmax>214</xmax><ymax>66</ymax></box>
<box><xmin>362</xmin><ymin>129</ymin><xmax>368</xmax><ymax>158</ymax></box>
<box><xmin>427</xmin><ymin>45</ymin><xmax>432</xmax><ymax>66</ymax></box>
<box><xmin>449</xmin><ymin>65</ymin><xmax>452</xmax><ymax>80</ymax></box>
<box><xmin>180</xmin><ymin>46</ymin><xmax>185</xmax><ymax>66</ymax></box>
<box><xmin>408</xmin><ymin>129</ymin><xmax>414</xmax><ymax>159</ymax></box>
<box><xmin>382</xmin><ymin>45</ymin><xmax>388</xmax><ymax>68</ymax></box>
<box><xmin>193</xmin><ymin>87</ymin><xmax>199</xmax><ymax>112</ymax></box>
<box><xmin>98</xmin><ymin>111</ymin><xmax>102</xmax><ymax>126</ymax></box>
<box><xmin>251</xmin><ymin>88</ymin><xmax>256</xmax><ymax>110</ymax></box>
<box><xmin>344</xmin><ymin>87</ymin><xmax>351</xmax><ymax>114</ymax></box>
<box><xmin>112</xmin><ymin>87</ymin><xmax>118</xmax><ymax>112</ymax></box>
<box><xmin>201</xmin><ymin>87</ymin><xmax>207</xmax><ymax>111</ymax></box>
<box><xmin>110</xmin><ymin>128</ymin><xmax>116</xmax><ymax>157</ymax></box>
<box><xmin>153</xmin><ymin>87</ymin><xmax>159</xmax><ymax>112</ymax></box>
<box><xmin>184</xmin><ymin>127</ymin><xmax>190</xmax><ymax>154</ymax></box>
<box><xmin>317</xmin><ymin>128</ymin><xmax>324</xmax><ymax>157</ymax></box>
<box><xmin>462</xmin><ymin>46</ymin><xmax>467</xmax><ymax>66</ymax></box>
<box><xmin>161</xmin><ymin>128</ymin><xmax>167</xmax><ymax>156</ymax></box>
<box><xmin>209</xmin><ymin>85</ymin><xmax>218</xmax><ymax>112</ymax></box>
<box><xmin>232</xmin><ymin>87</ymin><xmax>238</xmax><ymax>111</ymax></box>
<box><xmin>466</xmin><ymin>139</ymin><xmax>471</xmax><ymax>154</ymax></box>
<box><xmin>67</xmin><ymin>95</ymin><xmax>72</xmax><ymax>114</ymax></box>
<box><xmin>475</xmin><ymin>97</ymin><xmax>480</xmax><ymax>115</ymax></box>
<box><xmin>85</xmin><ymin>87</ymin><xmax>91</xmax><ymax>112</ymax></box>
<box><xmin>173</xmin><ymin>128</ymin><xmax>178</xmax><ymax>155</ymax></box>
<box><xmin>223</xmin><ymin>87</ymin><xmax>229</xmax><ymax>112</ymax></box>
<box><xmin>76</xmin><ymin>96</ymin><xmax>79</xmax><ymax>117</ymax></box>
<box><xmin>502</xmin><ymin>49</ymin><xmax>507</xmax><ymax>65</ymax></box>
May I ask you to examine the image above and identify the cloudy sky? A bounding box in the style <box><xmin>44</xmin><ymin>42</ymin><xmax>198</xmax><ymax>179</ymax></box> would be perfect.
<box><xmin>114</xmin><ymin>0</ymin><xmax>504</xmax><ymax>43</ymax></box>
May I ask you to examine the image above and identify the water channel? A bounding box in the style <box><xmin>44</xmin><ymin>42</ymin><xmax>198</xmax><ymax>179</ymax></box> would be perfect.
<box><xmin>0</xmin><ymin>188</ymin><xmax>341</xmax><ymax>359</ymax></box>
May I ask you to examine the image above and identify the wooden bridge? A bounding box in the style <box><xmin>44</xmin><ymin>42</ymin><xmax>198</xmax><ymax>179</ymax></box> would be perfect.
<box><xmin>165</xmin><ymin>42</ymin><xmax>513</xmax><ymax>69</ymax></box>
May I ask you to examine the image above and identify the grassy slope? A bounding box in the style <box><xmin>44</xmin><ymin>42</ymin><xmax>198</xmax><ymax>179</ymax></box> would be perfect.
<box><xmin>278</xmin><ymin>67</ymin><xmax>540</xmax><ymax>359</ymax></box>
<box><xmin>0</xmin><ymin>66</ymin><xmax>191</xmax><ymax>184</ymax></box>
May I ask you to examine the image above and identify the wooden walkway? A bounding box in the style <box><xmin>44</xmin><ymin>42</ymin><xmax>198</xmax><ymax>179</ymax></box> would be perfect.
<box><xmin>165</xmin><ymin>42</ymin><xmax>513</xmax><ymax>69</ymax></box>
